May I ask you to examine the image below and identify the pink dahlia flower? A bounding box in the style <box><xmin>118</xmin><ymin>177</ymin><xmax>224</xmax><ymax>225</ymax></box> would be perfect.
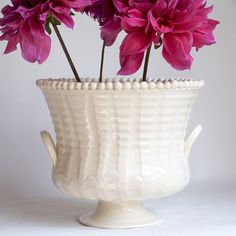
<box><xmin>117</xmin><ymin>0</ymin><xmax>219</xmax><ymax>75</ymax></box>
<box><xmin>84</xmin><ymin>0</ymin><xmax>122</xmax><ymax>46</ymax></box>
<box><xmin>100</xmin><ymin>15</ymin><xmax>122</xmax><ymax>46</ymax></box>
<box><xmin>0</xmin><ymin>0</ymin><xmax>91</xmax><ymax>64</ymax></box>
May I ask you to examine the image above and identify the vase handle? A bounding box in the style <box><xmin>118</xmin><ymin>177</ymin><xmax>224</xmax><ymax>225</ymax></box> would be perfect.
<box><xmin>184</xmin><ymin>125</ymin><xmax>202</xmax><ymax>159</ymax></box>
<box><xmin>40</xmin><ymin>131</ymin><xmax>57</xmax><ymax>165</ymax></box>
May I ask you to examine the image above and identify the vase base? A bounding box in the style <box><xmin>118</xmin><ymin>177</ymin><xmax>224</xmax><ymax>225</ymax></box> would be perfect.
<box><xmin>78</xmin><ymin>200</ymin><xmax>161</xmax><ymax>229</ymax></box>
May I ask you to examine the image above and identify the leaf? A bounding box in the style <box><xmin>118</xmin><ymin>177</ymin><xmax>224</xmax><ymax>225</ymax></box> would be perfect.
<box><xmin>45</xmin><ymin>18</ymin><xmax>52</xmax><ymax>35</ymax></box>
<box><xmin>45</xmin><ymin>14</ymin><xmax>62</xmax><ymax>35</ymax></box>
<box><xmin>70</xmin><ymin>11</ymin><xmax>75</xmax><ymax>16</ymax></box>
<box><xmin>48</xmin><ymin>14</ymin><xmax>61</xmax><ymax>26</ymax></box>
<box><xmin>53</xmin><ymin>17</ymin><xmax>61</xmax><ymax>26</ymax></box>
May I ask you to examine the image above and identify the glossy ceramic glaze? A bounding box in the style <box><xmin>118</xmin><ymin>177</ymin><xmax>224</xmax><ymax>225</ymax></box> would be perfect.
<box><xmin>37</xmin><ymin>78</ymin><xmax>204</xmax><ymax>228</ymax></box>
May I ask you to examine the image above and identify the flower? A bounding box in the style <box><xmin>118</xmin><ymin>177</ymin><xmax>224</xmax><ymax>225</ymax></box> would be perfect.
<box><xmin>0</xmin><ymin>0</ymin><xmax>91</xmax><ymax>64</ymax></box>
<box><xmin>0</xmin><ymin>0</ymin><xmax>219</xmax><ymax>79</ymax></box>
<box><xmin>84</xmin><ymin>0</ymin><xmax>122</xmax><ymax>46</ymax></box>
<box><xmin>100</xmin><ymin>15</ymin><xmax>122</xmax><ymax>46</ymax></box>
<box><xmin>117</xmin><ymin>0</ymin><xmax>219</xmax><ymax>75</ymax></box>
<box><xmin>84</xmin><ymin>0</ymin><xmax>115</xmax><ymax>22</ymax></box>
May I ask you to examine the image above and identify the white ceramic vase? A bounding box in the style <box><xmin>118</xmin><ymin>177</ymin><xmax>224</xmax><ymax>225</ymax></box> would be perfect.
<box><xmin>37</xmin><ymin>78</ymin><xmax>204</xmax><ymax>229</ymax></box>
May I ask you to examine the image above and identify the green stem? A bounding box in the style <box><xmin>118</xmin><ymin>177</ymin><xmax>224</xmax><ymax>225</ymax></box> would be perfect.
<box><xmin>51</xmin><ymin>21</ymin><xmax>80</xmax><ymax>82</ymax></box>
<box><xmin>99</xmin><ymin>41</ymin><xmax>106</xmax><ymax>82</ymax></box>
<box><xmin>142</xmin><ymin>44</ymin><xmax>152</xmax><ymax>82</ymax></box>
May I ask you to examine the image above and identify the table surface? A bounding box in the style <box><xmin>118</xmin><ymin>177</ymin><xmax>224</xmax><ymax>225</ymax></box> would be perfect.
<box><xmin>0</xmin><ymin>181</ymin><xmax>235</xmax><ymax>236</ymax></box>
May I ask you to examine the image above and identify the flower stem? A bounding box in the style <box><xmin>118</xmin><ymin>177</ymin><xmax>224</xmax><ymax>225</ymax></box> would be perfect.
<box><xmin>99</xmin><ymin>41</ymin><xmax>106</xmax><ymax>82</ymax></box>
<box><xmin>51</xmin><ymin>21</ymin><xmax>80</xmax><ymax>82</ymax></box>
<box><xmin>142</xmin><ymin>44</ymin><xmax>152</xmax><ymax>82</ymax></box>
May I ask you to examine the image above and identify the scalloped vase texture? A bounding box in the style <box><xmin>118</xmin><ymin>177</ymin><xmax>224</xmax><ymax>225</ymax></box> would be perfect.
<box><xmin>37</xmin><ymin>78</ymin><xmax>204</xmax><ymax>229</ymax></box>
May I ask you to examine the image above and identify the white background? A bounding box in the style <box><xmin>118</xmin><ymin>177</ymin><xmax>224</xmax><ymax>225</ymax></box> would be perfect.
<box><xmin>0</xmin><ymin>0</ymin><xmax>235</xmax><ymax>235</ymax></box>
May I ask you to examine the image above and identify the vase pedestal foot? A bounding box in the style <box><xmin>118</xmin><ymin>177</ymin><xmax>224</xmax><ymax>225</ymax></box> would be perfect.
<box><xmin>78</xmin><ymin>200</ymin><xmax>161</xmax><ymax>229</ymax></box>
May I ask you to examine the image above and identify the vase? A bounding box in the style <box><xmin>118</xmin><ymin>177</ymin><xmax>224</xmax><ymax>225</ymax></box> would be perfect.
<box><xmin>37</xmin><ymin>78</ymin><xmax>204</xmax><ymax>229</ymax></box>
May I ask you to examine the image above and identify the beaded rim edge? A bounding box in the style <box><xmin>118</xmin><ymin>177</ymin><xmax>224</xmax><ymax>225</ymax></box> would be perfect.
<box><xmin>36</xmin><ymin>78</ymin><xmax>205</xmax><ymax>90</ymax></box>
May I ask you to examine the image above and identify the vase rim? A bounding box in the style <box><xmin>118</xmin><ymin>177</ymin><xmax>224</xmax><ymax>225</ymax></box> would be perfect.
<box><xmin>36</xmin><ymin>78</ymin><xmax>204</xmax><ymax>91</ymax></box>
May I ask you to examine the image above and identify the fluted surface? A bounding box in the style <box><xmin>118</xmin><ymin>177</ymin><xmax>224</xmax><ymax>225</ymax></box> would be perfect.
<box><xmin>38</xmin><ymin>79</ymin><xmax>202</xmax><ymax>201</ymax></box>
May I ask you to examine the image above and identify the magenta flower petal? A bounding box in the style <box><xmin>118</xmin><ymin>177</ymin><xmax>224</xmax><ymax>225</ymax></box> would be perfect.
<box><xmin>113</xmin><ymin>0</ymin><xmax>130</xmax><ymax>14</ymax></box>
<box><xmin>114</xmin><ymin>0</ymin><xmax>153</xmax><ymax>15</ymax></box>
<box><xmin>118</xmin><ymin>30</ymin><xmax>152</xmax><ymax>75</ymax></box>
<box><xmin>121</xmin><ymin>9</ymin><xmax>147</xmax><ymax>32</ymax></box>
<box><xmin>20</xmin><ymin>18</ymin><xmax>51</xmax><ymax>64</ymax></box>
<box><xmin>84</xmin><ymin>0</ymin><xmax>116</xmax><ymax>20</ymax></box>
<box><xmin>1</xmin><ymin>5</ymin><xmax>13</xmax><ymax>15</ymax></box>
<box><xmin>198</xmin><ymin>18</ymin><xmax>220</xmax><ymax>33</ymax></box>
<box><xmin>53</xmin><ymin>11</ymin><xmax>75</xmax><ymax>28</ymax></box>
<box><xmin>151</xmin><ymin>0</ymin><xmax>168</xmax><ymax>17</ymax></box>
<box><xmin>118</xmin><ymin>53</ymin><xmax>144</xmax><ymax>75</ymax></box>
<box><xmin>119</xmin><ymin>30</ymin><xmax>152</xmax><ymax>57</ymax></box>
<box><xmin>101</xmin><ymin>16</ymin><xmax>122</xmax><ymax>46</ymax></box>
<box><xmin>58</xmin><ymin>0</ymin><xmax>92</xmax><ymax>10</ymax></box>
<box><xmin>149</xmin><ymin>11</ymin><xmax>174</xmax><ymax>33</ymax></box>
<box><xmin>4</xmin><ymin>33</ymin><xmax>19</xmax><ymax>53</ymax></box>
<box><xmin>162</xmin><ymin>32</ymin><xmax>193</xmax><ymax>70</ymax></box>
<box><xmin>193</xmin><ymin>30</ymin><xmax>215</xmax><ymax>50</ymax></box>
<box><xmin>129</xmin><ymin>0</ymin><xmax>153</xmax><ymax>14</ymax></box>
<box><xmin>193</xmin><ymin>19</ymin><xmax>219</xmax><ymax>49</ymax></box>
